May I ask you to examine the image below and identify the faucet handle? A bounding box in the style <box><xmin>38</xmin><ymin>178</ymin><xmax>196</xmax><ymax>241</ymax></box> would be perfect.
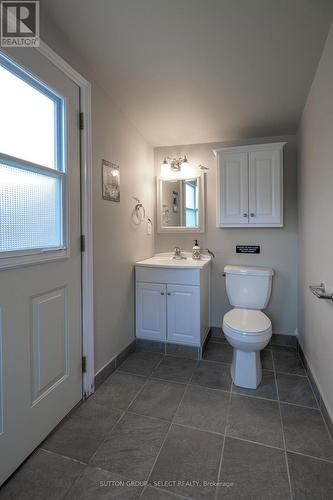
<box><xmin>205</xmin><ymin>248</ymin><xmax>215</xmax><ymax>258</ymax></box>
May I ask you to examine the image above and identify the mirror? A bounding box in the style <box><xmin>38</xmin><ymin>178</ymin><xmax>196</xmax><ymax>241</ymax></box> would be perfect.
<box><xmin>157</xmin><ymin>176</ymin><xmax>205</xmax><ymax>233</ymax></box>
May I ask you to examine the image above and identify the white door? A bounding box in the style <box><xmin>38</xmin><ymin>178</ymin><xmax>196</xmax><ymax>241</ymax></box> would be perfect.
<box><xmin>167</xmin><ymin>285</ymin><xmax>200</xmax><ymax>345</ymax></box>
<box><xmin>249</xmin><ymin>149</ymin><xmax>283</xmax><ymax>225</ymax></box>
<box><xmin>0</xmin><ymin>48</ymin><xmax>82</xmax><ymax>484</ymax></box>
<box><xmin>136</xmin><ymin>283</ymin><xmax>166</xmax><ymax>341</ymax></box>
<box><xmin>218</xmin><ymin>151</ymin><xmax>249</xmax><ymax>226</ymax></box>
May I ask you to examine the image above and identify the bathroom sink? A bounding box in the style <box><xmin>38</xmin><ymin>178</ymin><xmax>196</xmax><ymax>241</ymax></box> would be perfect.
<box><xmin>136</xmin><ymin>252</ymin><xmax>211</xmax><ymax>269</ymax></box>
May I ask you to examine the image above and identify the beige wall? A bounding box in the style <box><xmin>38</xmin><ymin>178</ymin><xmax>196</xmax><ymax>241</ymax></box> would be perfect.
<box><xmin>40</xmin><ymin>14</ymin><xmax>155</xmax><ymax>374</ymax></box>
<box><xmin>297</xmin><ymin>23</ymin><xmax>333</xmax><ymax>418</ymax></box>
<box><xmin>155</xmin><ymin>136</ymin><xmax>298</xmax><ymax>335</ymax></box>
<box><xmin>92</xmin><ymin>88</ymin><xmax>154</xmax><ymax>373</ymax></box>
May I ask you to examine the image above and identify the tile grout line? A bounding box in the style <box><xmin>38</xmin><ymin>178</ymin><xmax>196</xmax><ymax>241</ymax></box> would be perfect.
<box><xmin>144</xmin><ymin>484</ymin><xmax>193</xmax><ymax>500</ymax></box>
<box><xmin>231</xmin><ymin>392</ymin><xmax>320</xmax><ymax>410</ymax></box>
<box><xmin>272</xmin><ymin>349</ymin><xmax>293</xmax><ymax>500</ymax></box>
<box><xmin>45</xmin><ymin>350</ymin><xmax>333</xmax><ymax>498</ymax></box>
<box><xmin>38</xmin><ymin>447</ymin><xmax>87</xmax><ymax>465</ymax></box>
<box><xmin>85</xmin><ymin>408</ymin><xmax>127</xmax><ymax>466</ymax></box>
<box><xmin>277</xmin><ymin>347</ymin><xmax>333</xmax><ymax>447</ymax></box>
<box><xmin>84</xmin><ymin>357</ymin><xmax>166</xmax><ymax>488</ymax></box>
<box><xmin>87</xmin><ymin>367</ymin><xmax>156</xmax><ymax>467</ymax></box>
<box><xmin>296</xmin><ymin>346</ymin><xmax>333</xmax><ymax>445</ymax></box>
<box><xmin>316</xmin><ymin>400</ymin><xmax>333</xmax><ymax>447</ymax></box>
<box><xmin>283</xmin><ymin>449</ymin><xmax>333</xmax><ymax>465</ymax></box>
<box><xmin>140</xmin><ymin>363</ymin><xmax>195</xmax><ymax>499</ymax></box>
<box><xmin>298</xmin><ymin>349</ymin><xmax>333</xmax><ymax>447</ymax></box>
<box><xmin>36</xmin><ymin>449</ymin><xmax>90</xmax><ymax>500</ymax></box>
<box><xmin>222</xmin><ymin>434</ymin><xmax>284</xmax><ymax>453</ymax></box>
<box><xmin>188</xmin><ymin>382</ymin><xmax>231</xmax><ymax>395</ymax></box>
<box><xmin>318</xmin><ymin>406</ymin><xmax>333</xmax><ymax>447</ymax></box>
<box><xmin>41</xmin><ymin>415</ymin><xmax>333</xmax><ymax>479</ymax></box>
<box><xmin>9</xmin><ymin>350</ymin><xmax>333</xmax><ymax>499</ymax></box>
<box><xmin>214</xmin><ymin>372</ymin><xmax>233</xmax><ymax>500</ymax></box>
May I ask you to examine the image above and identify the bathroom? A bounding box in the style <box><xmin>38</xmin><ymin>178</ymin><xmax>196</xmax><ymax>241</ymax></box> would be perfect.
<box><xmin>0</xmin><ymin>1</ymin><xmax>332</xmax><ymax>499</ymax></box>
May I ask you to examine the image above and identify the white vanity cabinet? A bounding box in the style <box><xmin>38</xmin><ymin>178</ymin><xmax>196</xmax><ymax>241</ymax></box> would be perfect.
<box><xmin>136</xmin><ymin>282</ymin><xmax>167</xmax><ymax>341</ymax></box>
<box><xmin>166</xmin><ymin>284</ymin><xmax>200</xmax><ymax>345</ymax></box>
<box><xmin>215</xmin><ymin>142</ymin><xmax>286</xmax><ymax>228</ymax></box>
<box><xmin>135</xmin><ymin>255</ymin><xmax>211</xmax><ymax>348</ymax></box>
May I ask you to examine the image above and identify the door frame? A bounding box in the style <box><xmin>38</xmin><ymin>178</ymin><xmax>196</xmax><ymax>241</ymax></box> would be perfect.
<box><xmin>36</xmin><ymin>41</ymin><xmax>95</xmax><ymax>398</ymax></box>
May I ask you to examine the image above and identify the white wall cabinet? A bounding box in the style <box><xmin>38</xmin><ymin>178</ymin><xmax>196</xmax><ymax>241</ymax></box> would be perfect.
<box><xmin>135</xmin><ymin>261</ymin><xmax>210</xmax><ymax>347</ymax></box>
<box><xmin>215</xmin><ymin>142</ymin><xmax>286</xmax><ymax>227</ymax></box>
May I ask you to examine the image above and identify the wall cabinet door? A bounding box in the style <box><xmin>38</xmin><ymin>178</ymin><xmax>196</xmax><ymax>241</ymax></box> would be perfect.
<box><xmin>216</xmin><ymin>143</ymin><xmax>285</xmax><ymax>227</ymax></box>
<box><xmin>167</xmin><ymin>285</ymin><xmax>200</xmax><ymax>345</ymax></box>
<box><xmin>218</xmin><ymin>151</ymin><xmax>249</xmax><ymax>225</ymax></box>
<box><xmin>249</xmin><ymin>149</ymin><xmax>282</xmax><ymax>225</ymax></box>
<box><xmin>136</xmin><ymin>282</ymin><xmax>166</xmax><ymax>340</ymax></box>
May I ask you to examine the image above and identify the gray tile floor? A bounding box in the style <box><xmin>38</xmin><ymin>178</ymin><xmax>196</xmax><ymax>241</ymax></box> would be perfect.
<box><xmin>1</xmin><ymin>337</ymin><xmax>333</xmax><ymax>499</ymax></box>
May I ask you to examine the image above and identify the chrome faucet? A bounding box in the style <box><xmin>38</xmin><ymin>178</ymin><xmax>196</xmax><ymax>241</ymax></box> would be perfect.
<box><xmin>173</xmin><ymin>246</ymin><xmax>186</xmax><ymax>260</ymax></box>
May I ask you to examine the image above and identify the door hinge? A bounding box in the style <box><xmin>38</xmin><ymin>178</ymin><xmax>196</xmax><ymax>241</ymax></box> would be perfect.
<box><xmin>82</xmin><ymin>356</ymin><xmax>87</xmax><ymax>373</ymax></box>
<box><xmin>81</xmin><ymin>234</ymin><xmax>86</xmax><ymax>252</ymax></box>
<box><xmin>79</xmin><ymin>112</ymin><xmax>84</xmax><ymax>130</ymax></box>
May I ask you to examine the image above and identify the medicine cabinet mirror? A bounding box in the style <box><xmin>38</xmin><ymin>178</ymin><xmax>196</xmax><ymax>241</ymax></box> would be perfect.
<box><xmin>157</xmin><ymin>175</ymin><xmax>205</xmax><ymax>233</ymax></box>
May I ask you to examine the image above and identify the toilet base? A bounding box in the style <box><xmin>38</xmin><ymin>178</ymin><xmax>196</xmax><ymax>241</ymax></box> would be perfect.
<box><xmin>231</xmin><ymin>348</ymin><xmax>262</xmax><ymax>389</ymax></box>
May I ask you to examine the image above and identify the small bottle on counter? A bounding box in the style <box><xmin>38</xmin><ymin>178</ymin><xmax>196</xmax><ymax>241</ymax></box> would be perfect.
<box><xmin>192</xmin><ymin>239</ymin><xmax>201</xmax><ymax>260</ymax></box>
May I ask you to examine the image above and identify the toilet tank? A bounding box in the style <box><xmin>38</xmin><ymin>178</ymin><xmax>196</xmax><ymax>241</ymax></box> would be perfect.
<box><xmin>224</xmin><ymin>265</ymin><xmax>274</xmax><ymax>309</ymax></box>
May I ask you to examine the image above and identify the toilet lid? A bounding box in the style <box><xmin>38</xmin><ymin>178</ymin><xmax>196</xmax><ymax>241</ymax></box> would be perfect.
<box><xmin>224</xmin><ymin>308</ymin><xmax>271</xmax><ymax>334</ymax></box>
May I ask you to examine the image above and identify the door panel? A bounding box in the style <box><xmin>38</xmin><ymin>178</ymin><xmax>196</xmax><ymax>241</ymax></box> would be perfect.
<box><xmin>31</xmin><ymin>287</ymin><xmax>69</xmax><ymax>403</ymax></box>
<box><xmin>167</xmin><ymin>285</ymin><xmax>200</xmax><ymax>345</ymax></box>
<box><xmin>136</xmin><ymin>282</ymin><xmax>166</xmax><ymax>340</ymax></box>
<box><xmin>0</xmin><ymin>48</ymin><xmax>82</xmax><ymax>484</ymax></box>
<box><xmin>218</xmin><ymin>151</ymin><xmax>248</xmax><ymax>225</ymax></box>
<box><xmin>249</xmin><ymin>149</ymin><xmax>282</xmax><ymax>225</ymax></box>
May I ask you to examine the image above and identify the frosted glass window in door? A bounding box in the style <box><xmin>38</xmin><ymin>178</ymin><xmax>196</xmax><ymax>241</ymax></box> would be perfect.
<box><xmin>0</xmin><ymin>53</ymin><xmax>66</xmax><ymax>258</ymax></box>
<box><xmin>0</xmin><ymin>164</ymin><xmax>62</xmax><ymax>252</ymax></box>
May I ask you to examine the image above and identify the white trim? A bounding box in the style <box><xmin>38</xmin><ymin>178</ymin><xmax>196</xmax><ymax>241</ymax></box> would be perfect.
<box><xmin>213</xmin><ymin>142</ymin><xmax>287</xmax><ymax>155</ymax></box>
<box><xmin>36</xmin><ymin>42</ymin><xmax>95</xmax><ymax>398</ymax></box>
<box><xmin>156</xmin><ymin>174</ymin><xmax>206</xmax><ymax>233</ymax></box>
<box><xmin>0</xmin><ymin>249</ymin><xmax>69</xmax><ymax>270</ymax></box>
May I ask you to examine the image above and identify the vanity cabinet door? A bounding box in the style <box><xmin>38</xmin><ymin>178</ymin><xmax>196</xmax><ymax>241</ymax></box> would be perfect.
<box><xmin>167</xmin><ymin>285</ymin><xmax>200</xmax><ymax>345</ymax></box>
<box><xmin>249</xmin><ymin>149</ymin><xmax>283</xmax><ymax>226</ymax></box>
<box><xmin>217</xmin><ymin>151</ymin><xmax>249</xmax><ymax>226</ymax></box>
<box><xmin>136</xmin><ymin>282</ymin><xmax>166</xmax><ymax>340</ymax></box>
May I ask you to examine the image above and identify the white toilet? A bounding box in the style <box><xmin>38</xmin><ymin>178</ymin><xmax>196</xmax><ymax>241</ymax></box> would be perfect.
<box><xmin>223</xmin><ymin>265</ymin><xmax>274</xmax><ymax>389</ymax></box>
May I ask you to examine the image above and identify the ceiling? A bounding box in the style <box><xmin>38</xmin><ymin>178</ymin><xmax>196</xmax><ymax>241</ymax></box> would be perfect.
<box><xmin>40</xmin><ymin>0</ymin><xmax>333</xmax><ymax>147</ymax></box>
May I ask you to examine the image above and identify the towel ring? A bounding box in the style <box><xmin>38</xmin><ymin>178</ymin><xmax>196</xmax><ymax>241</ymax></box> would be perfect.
<box><xmin>132</xmin><ymin>197</ymin><xmax>146</xmax><ymax>225</ymax></box>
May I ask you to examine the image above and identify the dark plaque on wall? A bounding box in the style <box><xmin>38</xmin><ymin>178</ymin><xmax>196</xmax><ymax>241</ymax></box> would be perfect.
<box><xmin>236</xmin><ymin>245</ymin><xmax>260</xmax><ymax>254</ymax></box>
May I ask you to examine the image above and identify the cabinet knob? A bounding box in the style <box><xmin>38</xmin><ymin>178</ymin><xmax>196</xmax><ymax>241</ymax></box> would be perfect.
<box><xmin>167</xmin><ymin>292</ymin><xmax>171</xmax><ymax>296</ymax></box>
<box><xmin>160</xmin><ymin>292</ymin><xmax>165</xmax><ymax>295</ymax></box>
<box><xmin>250</xmin><ymin>213</ymin><xmax>255</xmax><ymax>217</ymax></box>
<box><xmin>243</xmin><ymin>213</ymin><xmax>248</xmax><ymax>218</ymax></box>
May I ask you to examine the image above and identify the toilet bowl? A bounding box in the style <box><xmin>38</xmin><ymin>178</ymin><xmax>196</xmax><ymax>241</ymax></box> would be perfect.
<box><xmin>223</xmin><ymin>308</ymin><xmax>272</xmax><ymax>389</ymax></box>
<box><xmin>222</xmin><ymin>265</ymin><xmax>274</xmax><ymax>389</ymax></box>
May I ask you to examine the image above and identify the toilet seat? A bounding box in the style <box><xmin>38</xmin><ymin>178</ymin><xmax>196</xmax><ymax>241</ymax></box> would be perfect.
<box><xmin>223</xmin><ymin>308</ymin><xmax>271</xmax><ymax>338</ymax></box>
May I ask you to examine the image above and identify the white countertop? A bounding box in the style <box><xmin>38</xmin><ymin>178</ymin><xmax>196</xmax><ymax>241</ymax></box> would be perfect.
<box><xmin>136</xmin><ymin>252</ymin><xmax>211</xmax><ymax>269</ymax></box>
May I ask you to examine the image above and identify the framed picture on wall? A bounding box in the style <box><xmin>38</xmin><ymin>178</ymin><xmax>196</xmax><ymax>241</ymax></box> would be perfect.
<box><xmin>102</xmin><ymin>159</ymin><xmax>120</xmax><ymax>202</ymax></box>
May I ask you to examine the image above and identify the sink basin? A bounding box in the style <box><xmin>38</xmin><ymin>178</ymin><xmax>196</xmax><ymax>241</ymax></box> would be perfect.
<box><xmin>136</xmin><ymin>252</ymin><xmax>211</xmax><ymax>269</ymax></box>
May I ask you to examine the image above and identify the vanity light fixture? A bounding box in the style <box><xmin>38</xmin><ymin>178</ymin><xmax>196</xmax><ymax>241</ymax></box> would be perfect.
<box><xmin>160</xmin><ymin>155</ymin><xmax>208</xmax><ymax>180</ymax></box>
